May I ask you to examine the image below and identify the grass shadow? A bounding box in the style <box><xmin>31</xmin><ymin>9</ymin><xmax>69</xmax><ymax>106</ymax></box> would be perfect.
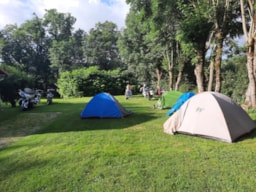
<box><xmin>236</xmin><ymin>127</ymin><xmax>256</xmax><ymax>142</ymax></box>
<box><xmin>36</xmin><ymin>102</ymin><xmax>160</xmax><ymax>133</ymax></box>
<box><xmin>0</xmin><ymin>97</ymin><xmax>166</xmax><ymax>149</ymax></box>
<box><xmin>28</xmin><ymin>98</ymin><xmax>163</xmax><ymax>134</ymax></box>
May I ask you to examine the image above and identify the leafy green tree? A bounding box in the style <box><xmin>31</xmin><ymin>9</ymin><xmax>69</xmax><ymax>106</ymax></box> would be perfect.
<box><xmin>0</xmin><ymin>15</ymin><xmax>52</xmax><ymax>89</ymax></box>
<box><xmin>121</xmin><ymin>0</ymin><xmax>192</xmax><ymax>91</ymax></box>
<box><xmin>207</xmin><ymin>0</ymin><xmax>242</xmax><ymax>92</ymax></box>
<box><xmin>43</xmin><ymin>9</ymin><xmax>76</xmax><ymax>41</ymax></box>
<box><xmin>19</xmin><ymin>15</ymin><xmax>52</xmax><ymax>88</ymax></box>
<box><xmin>83</xmin><ymin>21</ymin><xmax>123</xmax><ymax>70</ymax></box>
<box><xmin>118</xmin><ymin>1</ymin><xmax>157</xmax><ymax>85</ymax></box>
<box><xmin>176</xmin><ymin>0</ymin><xmax>214</xmax><ymax>92</ymax></box>
<box><xmin>222</xmin><ymin>55</ymin><xmax>248</xmax><ymax>103</ymax></box>
<box><xmin>240</xmin><ymin>0</ymin><xmax>256</xmax><ymax>107</ymax></box>
<box><xmin>71</xmin><ymin>29</ymin><xmax>87</xmax><ymax>68</ymax></box>
<box><xmin>49</xmin><ymin>40</ymin><xmax>73</xmax><ymax>74</ymax></box>
<box><xmin>0</xmin><ymin>24</ymin><xmax>25</xmax><ymax>69</ymax></box>
<box><xmin>146</xmin><ymin>0</ymin><xmax>184</xmax><ymax>90</ymax></box>
<box><xmin>0</xmin><ymin>65</ymin><xmax>32</xmax><ymax>106</ymax></box>
<box><xmin>49</xmin><ymin>29</ymin><xmax>87</xmax><ymax>75</ymax></box>
<box><xmin>44</xmin><ymin>9</ymin><xmax>77</xmax><ymax>78</ymax></box>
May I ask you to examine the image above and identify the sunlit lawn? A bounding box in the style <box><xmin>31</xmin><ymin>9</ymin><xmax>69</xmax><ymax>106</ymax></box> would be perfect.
<box><xmin>1</xmin><ymin>95</ymin><xmax>256</xmax><ymax>191</ymax></box>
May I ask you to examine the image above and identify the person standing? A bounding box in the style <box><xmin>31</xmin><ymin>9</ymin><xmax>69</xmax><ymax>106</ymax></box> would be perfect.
<box><xmin>125</xmin><ymin>84</ymin><xmax>132</xmax><ymax>99</ymax></box>
<box><xmin>157</xmin><ymin>86</ymin><xmax>161</xmax><ymax>96</ymax></box>
<box><xmin>140</xmin><ymin>84</ymin><xmax>147</xmax><ymax>97</ymax></box>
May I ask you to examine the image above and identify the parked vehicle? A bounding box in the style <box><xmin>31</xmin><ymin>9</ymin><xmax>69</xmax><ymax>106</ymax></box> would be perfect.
<box><xmin>18</xmin><ymin>88</ymin><xmax>42</xmax><ymax>111</ymax></box>
<box><xmin>46</xmin><ymin>88</ymin><xmax>55</xmax><ymax>105</ymax></box>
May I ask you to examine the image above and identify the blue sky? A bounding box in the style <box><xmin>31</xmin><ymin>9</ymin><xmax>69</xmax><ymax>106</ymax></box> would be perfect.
<box><xmin>100</xmin><ymin>0</ymin><xmax>114</xmax><ymax>6</ymax></box>
<box><xmin>0</xmin><ymin>0</ymin><xmax>130</xmax><ymax>31</ymax></box>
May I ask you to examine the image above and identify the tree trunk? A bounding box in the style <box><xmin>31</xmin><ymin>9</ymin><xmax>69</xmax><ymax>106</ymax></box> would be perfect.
<box><xmin>207</xmin><ymin>59</ymin><xmax>214</xmax><ymax>91</ymax></box>
<box><xmin>240</xmin><ymin>0</ymin><xmax>256</xmax><ymax>107</ymax></box>
<box><xmin>168</xmin><ymin>66</ymin><xmax>173</xmax><ymax>90</ymax></box>
<box><xmin>214</xmin><ymin>37</ymin><xmax>224</xmax><ymax>92</ymax></box>
<box><xmin>156</xmin><ymin>68</ymin><xmax>162</xmax><ymax>90</ymax></box>
<box><xmin>175</xmin><ymin>71</ymin><xmax>182</xmax><ymax>91</ymax></box>
<box><xmin>194</xmin><ymin>50</ymin><xmax>205</xmax><ymax>93</ymax></box>
<box><xmin>167</xmin><ymin>50</ymin><xmax>174</xmax><ymax>90</ymax></box>
<box><xmin>245</xmin><ymin>41</ymin><xmax>256</xmax><ymax>107</ymax></box>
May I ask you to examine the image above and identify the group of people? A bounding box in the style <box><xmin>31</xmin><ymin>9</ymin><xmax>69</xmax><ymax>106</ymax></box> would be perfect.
<box><xmin>140</xmin><ymin>84</ymin><xmax>155</xmax><ymax>100</ymax></box>
<box><xmin>125</xmin><ymin>83</ymin><xmax>163</xmax><ymax>100</ymax></box>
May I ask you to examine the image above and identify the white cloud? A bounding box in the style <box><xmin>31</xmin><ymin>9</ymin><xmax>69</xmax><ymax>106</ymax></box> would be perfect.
<box><xmin>0</xmin><ymin>0</ymin><xmax>130</xmax><ymax>31</ymax></box>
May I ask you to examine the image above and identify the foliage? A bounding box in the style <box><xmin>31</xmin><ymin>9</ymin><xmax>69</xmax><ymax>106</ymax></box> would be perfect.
<box><xmin>178</xmin><ymin>81</ymin><xmax>197</xmax><ymax>93</ymax></box>
<box><xmin>57</xmin><ymin>67</ymin><xmax>137</xmax><ymax>97</ymax></box>
<box><xmin>49</xmin><ymin>40</ymin><xmax>74</xmax><ymax>73</ymax></box>
<box><xmin>0</xmin><ymin>65</ymin><xmax>32</xmax><ymax>106</ymax></box>
<box><xmin>84</xmin><ymin>21</ymin><xmax>124</xmax><ymax>70</ymax></box>
<box><xmin>43</xmin><ymin>9</ymin><xmax>76</xmax><ymax>41</ymax></box>
<box><xmin>0</xmin><ymin>16</ymin><xmax>52</xmax><ymax>89</ymax></box>
<box><xmin>117</xmin><ymin>3</ymin><xmax>155</xmax><ymax>84</ymax></box>
<box><xmin>221</xmin><ymin>55</ymin><xmax>248</xmax><ymax>103</ymax></box>
<box><xmin>0</xmin><ymin>4</ymin><xmax>252</xmax><ymax>104</ymax></box>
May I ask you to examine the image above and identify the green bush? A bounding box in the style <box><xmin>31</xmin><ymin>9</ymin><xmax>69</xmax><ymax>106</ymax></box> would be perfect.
<box><xmin>57</xmin><ymin>67</ymin><xmax>137</xmax><ymax>97</ymax></box>
<box><xmin>0</xmin><ymin>66</ymin><xmax>32</xmax><ymax>107</ymax></box>
<box><xmin>221</xmin><ymin>57</ymin><xmax>248</xmax><ymax>104</ymax></box>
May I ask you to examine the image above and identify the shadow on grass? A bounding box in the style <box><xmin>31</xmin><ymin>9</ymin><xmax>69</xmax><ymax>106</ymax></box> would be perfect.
<box><xmin>35</xmin><ymin>101</ymin><xmax>160</xmax><ymax>134</ymax></box>
<box><xmin>0</xmin><ymin>140</ymin><xmax>52</xmax><ymax>183</ymax></box>
<box><xmin>5</xmin><ymin>99</ymin><xmax>256</xmax><ymax>143</ymax></box>
<box><xmin>237</xmin><ymin>128</ymin><xmax>256</xmax><ymax>142</ymax></box>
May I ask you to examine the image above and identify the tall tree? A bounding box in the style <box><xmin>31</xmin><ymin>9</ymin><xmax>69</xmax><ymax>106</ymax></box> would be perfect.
<box><xmin>177</xmin><ymin>0</ymin><xmax>214</xmax><ymax>92</ymax></box>
<box><xmin>43</xmin><ymin>9</ymin><xmax>76</xmax><ymax>41</ymax></box>
<box><xmin>149</xmin><ymin>0</ymin><xmax>183</xmax><ymax>90</ymax></box>
<box><xmin>117</xmin><ymin>7</ymin><xmax>151</xmax><ymax>83</ymax></box>
<box><xmin>240</xmin><ymin>0</ymin><xmax>256</xmax><ymax>107</ymax></box>
<box><xmin>208</xmin><ymin>0</ymin><xmax>242</xmax><ymax>92</ymax></box>
<box><xmin>0</xmin><ymin>24</ymin><xmax>21</xmax><ymax>68</ymax></box>
<box><xmin>49</xmin><ymin>29</ymin><xmax>87</xmax><ymax>73</ymax></box>
<box><xmin>122</xmin><ymin>0</ymin><xmax>183</xmax><ymax>88</ymax></box>
<box><xmin>84</xmin><ymin>21</ymin><xmax>123</xmax><ymax>70</ymax></box>
<box><xmin>19</xmin><ymin>15</ymin><xmax>52</xmax><ymax>87</ymax></box>
<box><xmin>71</xmin><ymin>29</ymin><xmax>87</xmax><ymax>68</ymax></box>
<box><xmin>43</xmin><ymin>9</ymin><xmax>77</xmax><ymax>77</ymax></box>
<box><xmin>0</xmin><ymin>15</ymin><xmax>52</xmax><ymax>88</ymax></box>
<box><xmin>49</xmin><ymin>40</ymin><xmax>73</xmax><ymax>74</ymax></box>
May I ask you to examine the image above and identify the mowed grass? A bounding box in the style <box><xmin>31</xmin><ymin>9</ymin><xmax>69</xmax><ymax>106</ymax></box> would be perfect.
<box><xmin>1</xmin><ymin>95</ymin><xmax>256</xmax><ymax>191</ymax></box>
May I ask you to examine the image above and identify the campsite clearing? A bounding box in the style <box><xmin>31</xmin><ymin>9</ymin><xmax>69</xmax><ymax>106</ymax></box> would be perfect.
<box><xmin>1</xmin><ymin>95</ymin><xmax>256</xmax><ymax>191</ymax></box>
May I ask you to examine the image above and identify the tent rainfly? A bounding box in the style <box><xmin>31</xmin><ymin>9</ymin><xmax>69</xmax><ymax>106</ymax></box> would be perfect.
<box><xmin>157</xmin><ymin>91</ymin><xmax>183</xmax><ymax>109</ymax></box>
<box><xmin>80</xmin><ymin>92</ymin><xmax>132</xmax><ymax>118</ymax></box>
<box><xmin>163</xmin><ymin>92</ymin><xmax>256</xmax><ymax>143</ymax></box>
<box><xmin>166</xmin><ymin>91</ymin><xmax>195</xmax><ymax>116</ymax></box>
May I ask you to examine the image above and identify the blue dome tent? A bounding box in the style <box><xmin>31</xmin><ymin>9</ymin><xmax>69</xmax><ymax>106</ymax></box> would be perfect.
<box><xmin>166</xmin><ymin>92</ymin><xmax>195</xmax><ymax>116</ymax></box>
<box><xmin>80</xmin><ymin>92</ymin><xmax>132</xmax><ymax>118</ymax></box>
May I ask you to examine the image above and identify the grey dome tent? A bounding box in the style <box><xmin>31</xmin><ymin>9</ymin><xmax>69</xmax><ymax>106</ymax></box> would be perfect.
<box><xmin>163</xmin><ymin>92</ymin><xmax>256</xmax><ymax>143</ymax></box>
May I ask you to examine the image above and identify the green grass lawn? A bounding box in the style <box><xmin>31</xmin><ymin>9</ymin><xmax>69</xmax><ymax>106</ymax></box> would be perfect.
<box><xmin>1</xmin><ymin>95</ymin><xmax>256</xmax><ymax>192</ymax></box>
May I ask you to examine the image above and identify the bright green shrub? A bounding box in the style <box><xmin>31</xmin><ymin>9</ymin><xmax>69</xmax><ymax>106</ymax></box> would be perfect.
<box><xmin>57</xmin><ymin>67</ymin><xmax>137</xmax><ymax>97</ymax></box>
<box><xmin>221</xmin><ymin>56</ymin><xmax>248</xmax><ymax>104</ymax></box>
<box><xmin>0</xmin><ymin>65</ymin><xmax>32</xmax><ymax>106</ymax></box>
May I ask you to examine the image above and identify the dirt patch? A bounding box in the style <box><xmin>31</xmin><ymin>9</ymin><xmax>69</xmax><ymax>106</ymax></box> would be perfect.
<box><xmin>0</xmin><ymin>112</ymin><xmax>62</xmax><ymax>149</ymax></box>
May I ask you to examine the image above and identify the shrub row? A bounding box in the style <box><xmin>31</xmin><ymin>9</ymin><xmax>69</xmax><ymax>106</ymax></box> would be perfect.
<box><xmin>57</xmin><ymin>67</ymin><xmax>138</xmax><ymax>97</ymax></box>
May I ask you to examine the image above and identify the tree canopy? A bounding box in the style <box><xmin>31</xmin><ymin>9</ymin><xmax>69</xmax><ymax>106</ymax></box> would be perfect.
<box><xmin>0</xmin><ymin>3</ymin><xmax>254</xmax><ymax>106</ymax></box>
